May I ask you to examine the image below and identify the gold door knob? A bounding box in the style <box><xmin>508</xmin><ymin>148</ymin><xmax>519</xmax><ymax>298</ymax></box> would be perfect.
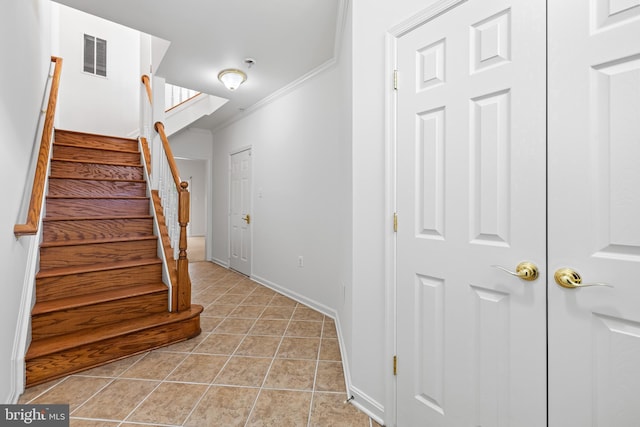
<box><xmin>242</xmin><ymin>214</ymin><xmax>251</xmax><ymax>224</ymax></box>
<box><xmin>554</xmin><ymin>268</ymin><xmax>611</xmax><ymax>289</ymax></box>
<box><xmin>492</xmin><ymin>262</ymin><xmax>539</xmax><ymax>281</ymax></box>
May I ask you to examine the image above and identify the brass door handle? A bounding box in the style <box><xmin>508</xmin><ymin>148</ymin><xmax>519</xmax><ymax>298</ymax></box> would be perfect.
<box><xmin>242</xmin><ymin>214</ymin><xmax>251</xmax><ymax>224</ymax></box>
<box><xmin>492</xmin><ymin>262</ymin><xmax>539</xmax><ymax>281</ymax></box>
<box><xmin>554</xmin><ymin>268</ymin><xmax>611</xmax><ymax>289</ymax></box>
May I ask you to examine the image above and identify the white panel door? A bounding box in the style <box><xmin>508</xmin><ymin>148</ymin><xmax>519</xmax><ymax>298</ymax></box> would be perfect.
<box><xmin>548</xmin><ymin>1</ymin><xmax>640</xmax><ymax>425</ymax></box>
<box><xmin>396</xmin><ymin>0</ymin><xmax>546</xmax><ymax>425</ymax></box>
<box><xmin>229</xmin><ymin>148</ymin><xmax>252</xmax><ymax>276</ymax></box>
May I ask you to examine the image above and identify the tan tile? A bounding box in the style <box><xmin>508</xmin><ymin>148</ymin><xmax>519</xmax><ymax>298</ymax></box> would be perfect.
<box><xmin>246</xmin><ymin>389</ymin><xmax>312</xmax><ymax>427</ymax></box>
<box><xmin>235</xmin><ymin>335</ymin><xmax>281</xmax><ymax>357</ymax></box>
<box><xmin>249</xmin><ymin>319</ymin><xmax>289</xmax><ymax>336</ymax></box>
<box><xmin>200</xmin><ymin>316</ymin><xmax>224</xmax><ymax>332</ymax></box>
<box><xmin>269</xmin><ymin>295</ymin><xmax>298</xmax><ymax>307</ymax></box>
<box><xmin>30</xmin><ymin>376</ymin><xmax>111</xmax><ymax>411</ymax></box>
<box><xmin>251</xmin><ymin>287</ymin><xmax>277</xmax><ymax>297</ymax></box>
<box><xmin>242</xmin><ymin>294</ymin><xmax>274</xmax><ymax>306</ymax></box>
<box><xmin>264</xmin><ymin>359</ymin><xmax>317</xmax><ymax>391</ymax></box>
<box><xmin>193</xmin><ymin>288</ymin><xmax>226</xmax><ymax>305</ymax></box>
<box><xmin>195</xmin><ymin>333</ymin><xmax>244</xmax><ymax>355</ymax></box>
<box><xmin>215</xmin><ymin>293</ymin><xmax>247</xmax><ymax>305</ymax></box>
<box><xmin>75</xmin><ymin>354</ymin><xmax>145</xmax><ymax>378</ymax></box>
<box><xmin>126</xmin><ymin>382</ymin><xmax>207</xmax><ymax>425</ymax></box>
<box><xmin>214</xmin><ymin>356</ymin><xmax>271</xmax><ymax>387</ymax></box>
<box><xmin>215</xmin><ymin>318</ymin><xmax>255</xmax><ymax>334</ymax></box>
<box><xmin>72</xmin><ymin>379</ymin><xmax>158</xmax><ymax>420</ymax></box>
<box><xmin>209</xmin><ymin>283</ymin><xmax>237</xmax><ymax>292</ymax></box>
<box><xmin>204</xmin><ymin>303</ymin><xmax>237</xmax><ymax>317</ymax></box>
<box><xmin>276</xmin><ymin>337</ymin><xmax>320</xmax><ymax>360</ymax></box>
<box><xmin>227</xmin><ymin>283</ymin><xmax>258</xmax><ymax>294</ymax></box>
<box><xmin>293</xmin><ymin>306</ymin><xmax>324</xmax><ymax>321</ymax></box>
<box><xmin>260</xmin><ymin>306</ymin><xmax>295</xmax><ymax>320</ymax></box>
<box><xmin>315</xmin><ymin>361</ymin><xmax>346</xmax><ymax>392</ymax></box>
<box><xmin>18</xmin><ymin>378</ymin><xmax>65</xmax><ymax>403</ymax></box>
<box><xmin>323</xmin><ymin>318</ymin><xmax>338</xmax><ymax>338</ymax></box>
<box><xmin>372</xmin><ymin>420</ymin><xmax>384</xmax><ymax>427</ymax></box>
<box><xmin>286</xmin><ymin>320</ymin><xmax>323</xmax><ymax>338</ymax></box>
<box><xmin>228</xmin><ymin>305</ymin><xmax>266</xmax><ymax>319</ymax></box>
<box><xmin>120</xmin><ymin>352</ymin><xmax>186</xmax><ymax>380</ymax></box>
<box><xmin>70</xmin><ymin>419</ymin><xmax>119</xmax><ymax>427</ymax></box>
<box><xmin>155</xmin><ymin>334</ymin><xmax>206</xmax><ymax>353</ymax></box>
<box><xmin>319</xmin><ymin>338</ymin><xmax>342</xmax><ymax>361</ymax></box>
<box><xmin>309</xmin><ymin>392</ymin><xmax>371</xmax><ymax>427</ymax></box>
<box><xmin>167</xmin><ymin>354</ymin><xmax>229</xmax><ymax>383</ymax></box>
<box><xmin>184</xmin><ymin>386</ymin><xmax>259</xmax><ymax>427</ymax></box>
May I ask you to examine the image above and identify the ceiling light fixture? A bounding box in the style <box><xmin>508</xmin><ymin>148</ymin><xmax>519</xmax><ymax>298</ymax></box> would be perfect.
<box><xmin>218</xmin><ymin>68</ymin><xmax>247</xmax><ymax>91</ymax></box>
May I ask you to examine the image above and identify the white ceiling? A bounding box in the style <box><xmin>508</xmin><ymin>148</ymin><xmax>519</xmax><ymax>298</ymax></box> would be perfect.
<box><xmin>52</xmin><ymin>0</ymin><xmax>344</xmax><ymax>130</ymax></box>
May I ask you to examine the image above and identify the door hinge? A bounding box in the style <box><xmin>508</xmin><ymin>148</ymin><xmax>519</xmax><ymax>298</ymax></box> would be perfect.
<box><xmin>393</xmin><ymin>355</ymin><xmax>398</xmax><ymax>375</ymax></box>
<box><xmin>393</xmin><ymin>70</ymin><xmax>398</xmax><ymax>90</ymax></box>
<box><xmin>393</xmin><ymin>212</ymin><xmax>398</xmax><ymax>233</ymax></box>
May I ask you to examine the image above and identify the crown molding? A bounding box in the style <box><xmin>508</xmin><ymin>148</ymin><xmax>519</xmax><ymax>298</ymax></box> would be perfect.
<box><xmin>211</xmin><ymin>0</ymin><xmax>349</xmax><ymax>133</ymax></box>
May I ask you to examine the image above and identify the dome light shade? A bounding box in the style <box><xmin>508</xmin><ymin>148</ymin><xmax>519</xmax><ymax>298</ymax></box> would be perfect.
<box><xmin>218</xmin><ymin>69</ymin><xmax>247</xmax><ymax>91</ymax></box>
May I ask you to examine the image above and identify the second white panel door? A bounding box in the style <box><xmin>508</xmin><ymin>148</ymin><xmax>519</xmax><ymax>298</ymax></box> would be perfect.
<box><xmin>230</xmin><ymin>148</ymin><xmax>252</xmax><ymax>276</ymax></box>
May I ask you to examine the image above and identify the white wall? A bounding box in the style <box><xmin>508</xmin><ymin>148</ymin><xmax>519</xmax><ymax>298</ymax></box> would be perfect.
<box><xmin>52</xmin><ymin>3</ymin><xmax>140</xmax><ymax>137</ymax></box>
<box><xmin>210</xmin><ymin>53</ymin><xmax>351</xmax><ymax>319</ymax></box>
<box><xmin>175</xmin><ymin>159</ymin><xmax>207</xmax><ymax>236</ymax></box>
<box><xmin>351</xmin><ymin>0</ymin><xmax>440</xmax><ymax>422</ymax></box>
<box><xmin>0</xmin><ymin>0</ymin><xmax>51</xmax><ymax>403</ymax></box>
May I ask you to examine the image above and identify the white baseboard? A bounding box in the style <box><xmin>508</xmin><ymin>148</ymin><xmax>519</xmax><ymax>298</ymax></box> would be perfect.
<box><xmin>250</xmin><ymin>275</ymin><xmax>337</xmax><ymax>319</ymax></box>
<box><xmin>210</xmin><ymin>257</ymin><xmax>229</xmax><ymax>268</ymax></box>
<box><xmin>350</xmin><ymin>385</ymin><xmax>386</xmax><ymax>425</ymax></box>
<box><xmin>250</xmin><ymin>274</ymin><xmax>386</xmax><ymax>423</ymax></box>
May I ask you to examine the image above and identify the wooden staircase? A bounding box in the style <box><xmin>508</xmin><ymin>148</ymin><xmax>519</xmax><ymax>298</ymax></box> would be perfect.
<box><xmin>25</xmin><ymin>129</ymin><xmax>202</xmax><ymax>387</ymax></box>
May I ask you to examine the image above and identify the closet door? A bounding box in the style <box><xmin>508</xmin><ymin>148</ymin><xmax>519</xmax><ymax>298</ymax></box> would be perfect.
<box><xmin>548</xmin><ymin>1</ymin><xmax>640</xmax><ymax>426</ymax></box>
<box><xmin>395</xmin><ymin>0</ymin><xmax>546</xmax><ymax>425</ymax></box>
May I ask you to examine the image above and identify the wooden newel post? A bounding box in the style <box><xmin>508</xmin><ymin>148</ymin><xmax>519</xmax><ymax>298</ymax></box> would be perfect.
<box><xmin>176</xmin><ymin>181</ymin><xmax>191</xmax><ymax>312</ymax></box>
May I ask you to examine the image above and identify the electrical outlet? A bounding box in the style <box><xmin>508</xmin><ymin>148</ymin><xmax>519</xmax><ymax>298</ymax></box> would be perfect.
<box><xmin>298</xmin><ymin>256</ymin><xmax>304</xmax><ymax>267</ymax></box>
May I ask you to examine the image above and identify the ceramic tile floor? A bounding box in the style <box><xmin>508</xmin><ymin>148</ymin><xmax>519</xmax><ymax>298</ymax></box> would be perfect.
<box><xmin>19</xmin><ymin>262</ymin><xmax>382</xmax><ymax>427</ymax></box>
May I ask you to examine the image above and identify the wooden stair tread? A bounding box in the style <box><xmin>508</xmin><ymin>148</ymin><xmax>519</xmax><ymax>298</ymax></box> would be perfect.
<box><xmin>40</xmin><ymin>235</ymin><xmax>157</xmax><ymax>248</ymax></box>
<box><xmin>53</xmin><ymin>141</ymin><xmax>140</xmax><ymax>155</ymax></box>
<box><xmin>26</xmin><ymin>305</ymin><xmax>203</xmax><ymax>360</ymax></box>
<box><xmin>43</xmin><ymin>215</ymin><xmax>153</xmax><ymax>222</ymax></box>
<box><xmin>32</xmin><ymin>283</ymin><xmax>167</xmax><ymax>315</ymax></box>
<box><xmin>55</xmin><ymin>129</ymin><xmax>138</xmax><ymax>143</ymax></box>
<box><xmin>48</xmin><ymin>176</ymin><xmax>146</xmax><ymax>184</ymax></box>
<box><xmin>46</xmin><ymin>195</ymin><xmax>149</xmax><ymax>200</ymax></box>
<box><xmin>36</xmin><ymin>258</ymin><xmax>163</xmax><ymax>279</ymax></box>
<box><xmin>51</xmin><ymin>157</ymin><xmax>144</xmax><ymax>168</ymax></box>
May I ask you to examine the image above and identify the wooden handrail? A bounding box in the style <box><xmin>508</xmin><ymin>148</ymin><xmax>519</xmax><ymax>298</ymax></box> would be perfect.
<box><xmin>14</xmin><ymin>56</ymin><xmax>63</xmax><ymax>237</ymax></box>
<box><xmin>154</xmin><ymin>122</ymin><xmax>181</xmax><ymax>191</ymax></box>
<box><xmin>165</xmin><ymin>92</ymin><xmax>203</xmax><ymax>113</ymax></box>
<box><xmin>141</xmin><ymin>74</ymin><xmax>152</xmax><ymax>104</ymax></box>
<box><xmin>140</xmin><ymin>137</ymin><xmax>152</xmax><ymax>174</ymax></box>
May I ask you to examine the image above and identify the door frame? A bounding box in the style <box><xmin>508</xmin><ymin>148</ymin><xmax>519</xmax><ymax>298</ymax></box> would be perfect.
<box><xmin>384</xmin><ymin>1</ymin><xmax>497</xmax><ymax>425</ymax></box>
<box><xmin>228</xmin><ymin>145</ymin><xmax>253</xmax><ymax>275</ymax></box>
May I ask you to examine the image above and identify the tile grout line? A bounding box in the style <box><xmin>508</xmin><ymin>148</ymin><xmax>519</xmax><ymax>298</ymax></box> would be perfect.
<box><xmin>117</xmin><ymin>349</ymin><xmax>191</xmax><ymax>425</ymax></box>
<box><xmin>306</xmin><ymin>315</ymin><xmax>327</xmax><ymax>427</ymax></box>
<box><xmin>68</xmin><ymin>353</ymin><xmax>160</xmax><ymax>423</ymax></box>
<box><xmin>243</xmin><ymin>303</ymin><xmax>299</xmax><ymax>427</ymax></box>
<box><xmin>182</xmin><ymin>281</ymin><xmax>271</xmax><ymax>426</ymax></box>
